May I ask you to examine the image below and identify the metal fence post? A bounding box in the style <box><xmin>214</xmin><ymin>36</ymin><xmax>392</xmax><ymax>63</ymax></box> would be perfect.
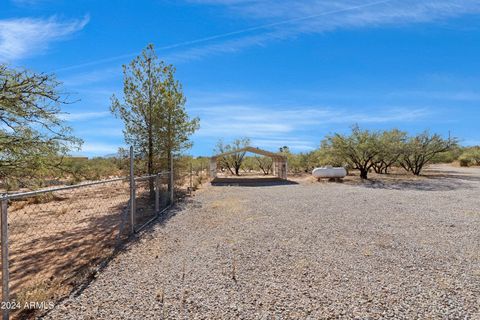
<box><xmin>129</xmin><ymin>146</ymin><xmax>136</xmax><ymax>234</ymax></box>
<box><xmin>189</xmin><ymin>162</ymin><xmax>193</xmax><ymax>194</ymax></box>
<box><xmin>155</xmin><ymin>174</ymin><xmax>160</xmax><ymax>214</ymax></box>
<box><xmin>169</xmin><ymin>153</ymin><xmax>174</xmax><ymax>205</ymax></box>
<box><xmin>1</xmin><ymin>198</ymin><xmax>9</xmax><ymax>320</ymax></box>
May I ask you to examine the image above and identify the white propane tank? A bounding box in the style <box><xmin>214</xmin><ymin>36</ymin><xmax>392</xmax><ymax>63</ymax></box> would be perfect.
<box><xmin>312</xmin><ymin>166</ymin><xmax>347</xmax><ymax>179</ymax></box>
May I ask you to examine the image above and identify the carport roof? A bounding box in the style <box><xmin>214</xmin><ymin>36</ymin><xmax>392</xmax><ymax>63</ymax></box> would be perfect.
<box><xmin>211</xmin><ymin>146</ymin><xmax>286</xmax><ymax>160</ymax></box>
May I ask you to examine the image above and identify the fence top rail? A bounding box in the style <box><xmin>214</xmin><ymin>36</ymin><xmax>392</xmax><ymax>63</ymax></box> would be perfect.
<box><xmin>134</xmin><ymin>172</ymin><xmax>170</xmax><ymax>181</ymax></box>
<box><xmin>0</xmin><ymin>176</ymin><xmax>128</xmax><ymax>201</ymax></box>
<box><xmin>1</xmin><ymin>171</ymin><xmax>171</xmax><ymax>200</ymax></box>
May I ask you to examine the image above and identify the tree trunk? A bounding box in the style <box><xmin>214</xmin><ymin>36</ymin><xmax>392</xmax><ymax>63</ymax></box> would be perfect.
<box><xmin>360</xmin><ymin>169</ymin><xmax>368</xmax><ymax>179</ymax></box>
<box><xmin>147</xmin><ymin>57</ymin><xmax>155</xmax><ymax>198</ymax></box>
<box><xmin>414</xmin><ymin>165</ymin><xmax>423</xmax><ymax>176</ymax></box>
<box><xmin>167</xmin><ymin>149</ymin><xmax>172</xmax><ymax>193</ymax></box>
<box><xmin>148</xmin><ymin>130</ymin><xmax>155</xmax><ymax>198</ymax></box>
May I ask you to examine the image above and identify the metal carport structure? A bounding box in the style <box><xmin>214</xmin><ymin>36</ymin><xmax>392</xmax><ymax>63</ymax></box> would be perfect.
<box><xmin>209</xmin><ymin>146</ymin><xmax>288</xmax><ymax>180</ymax></box>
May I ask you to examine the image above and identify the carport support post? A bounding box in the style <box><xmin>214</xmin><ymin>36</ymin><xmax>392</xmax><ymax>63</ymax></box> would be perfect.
<box><xmin>1</xmin><ymin>199</ymin><xmax>9</xmax><ymax>320</ymax></box>
<box><xmin>209</xmin><ymin>157</ymin><xmax>217</xmax><ymax>178</ymax></box>
<box><xmin>129</xmin><ymin>146</ymin><xmax>136</xmax><ymax>234</ymax></box>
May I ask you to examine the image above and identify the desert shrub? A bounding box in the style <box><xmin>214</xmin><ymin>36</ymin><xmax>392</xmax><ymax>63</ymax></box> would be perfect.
<box><xmin>458</xmin><ymin>147</ymin><xmax>480</xmax><ymax>167</ymax></box>
<box><xmin>2</xmin><ymin>178</ymin><xmax>20</xmax><ymax>192</ymax></box>
<box><xmin>192</xmin><ymin>174</ymin><xmax>206</xmax><ymax>190</ymax></box>
<box><xmin>191</xmin><ymin>157</ymin><xmax>209</xmax><ymax>174</ymax></box>
<box><xmin>459</xmin><ymin>158</ymin><xmax>470</xmax><ymax>167</ymax></box>
<box><xmin>62</xmin><ymin>157</ymin><xmax>123</xmax><ymax>182</ymax></box>
<box><xmin>431</xmin><ymin>147</ymin><xmax>463</xmax><ymax>164</ymax></box>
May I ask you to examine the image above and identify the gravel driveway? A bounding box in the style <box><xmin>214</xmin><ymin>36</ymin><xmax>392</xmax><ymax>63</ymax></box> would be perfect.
<box><xmin>45</xmin><ymin>165</ymin><xmax>480</xmax><ymax>319</ymax></box>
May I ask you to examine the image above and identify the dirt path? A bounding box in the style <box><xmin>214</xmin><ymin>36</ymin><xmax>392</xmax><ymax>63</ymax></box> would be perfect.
<box><xmin>45</xmin><ymin>165</ymin><xmax>480</xmax><ymax>319</ymax></box>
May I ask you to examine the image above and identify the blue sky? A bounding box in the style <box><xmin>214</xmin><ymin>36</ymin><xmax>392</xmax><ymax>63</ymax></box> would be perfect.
<box><xmin>1</xmin><ymin>0</ymin><xmax>480</xmax><ymax>157</ymax></box>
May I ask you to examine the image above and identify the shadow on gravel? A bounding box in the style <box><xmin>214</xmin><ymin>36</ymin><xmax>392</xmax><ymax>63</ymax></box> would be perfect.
<box><xmin>426</xmin><ymin>172</ymin><xmax>480</xmax><ymax>183</ymax></box>
<box><xmin>357</xmin><ymin>175</ymin><xmax>475</xmax><ymax>192</ymax></box>
<box><xmin>37</xmin><ymin>194</ymin><xmax>196</xmax><ymax>320</ymax></box>
<box><xmin>211</xmin><ymin>177</ymin><xmax>298</xmax><ymax>187</ymax></box>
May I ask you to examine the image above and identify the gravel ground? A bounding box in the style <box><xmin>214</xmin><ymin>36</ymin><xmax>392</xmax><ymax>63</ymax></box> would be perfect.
<box><xmin>45</xmin><ymin>165</ymin><xmax>480</xmax><ymax>319</ymax></box>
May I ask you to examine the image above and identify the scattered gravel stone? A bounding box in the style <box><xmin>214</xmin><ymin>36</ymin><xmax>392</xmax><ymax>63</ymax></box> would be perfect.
<box><xmin>45</xmin><ymin>165</ymin><xmax>480</xmax><ymax>319</ymax></box>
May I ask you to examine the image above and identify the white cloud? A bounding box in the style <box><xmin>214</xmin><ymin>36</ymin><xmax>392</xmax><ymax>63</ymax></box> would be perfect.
<box><xmin>56</xmin><ymin>0</ymin><xmax>480</xmax><ymax>70</ymax></box>
<box><xmin>191</xmin><ymin>0</ymin><xmax>480</xmax><ymax>24</ymax></box>
<box><xmin>78</xmin><ymin>142</ymin><xmax>121</xmax><ymax>154</ymax></box>
<box><xmin>188</xmin><ymin>93</ymin><xmax>431</xmax><ymax>152</ymax></box>
<box><xmin>388</xmin><ymin>90</ymin><xmax>480</xmax><ymax>102</ymax></box>
<box><xmin>61</xmin><ymin>67</ymin><xmax>120</xmax><ymax>87</ymax></box>
<box><xmin>61</xmin><ymin>111</ymin><xmax>110</xmax><ymax>121</ymax></box>
<box><xmin>76</xmin><ymin>127</ymin><xmax>124</xmax><ymax>138</ymax></box>
<box><xmin>0</xmin><ymin>15</ymin><xmax>89</xmax><ymax>62</ymax></box>
<box><xmin>252</xmin><ymin>138</ymin><xmax>316</xmax><ymax>151</ymax></box>
<box><xmin>174</xmin><ymin>0</ymin><xmax>480</xmax><ymax>61</ymax></box>
<box><xmin>175</xmin><ymin>1</ymin><xmax>471</xmax><ymax>63</ymax></box>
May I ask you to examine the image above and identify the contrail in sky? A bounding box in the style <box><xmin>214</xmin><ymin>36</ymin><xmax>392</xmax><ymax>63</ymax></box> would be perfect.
<box><xmin>54</xmin><ymin>0</ymin><xmax>395</xmax><ymax>73</ymax></box>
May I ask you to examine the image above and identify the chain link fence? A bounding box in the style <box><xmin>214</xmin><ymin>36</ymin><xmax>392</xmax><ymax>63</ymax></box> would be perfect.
<box><xmin>0</xmin><ymin>148</ymin><xmax>175</xmax><ymax>320</ymax></box>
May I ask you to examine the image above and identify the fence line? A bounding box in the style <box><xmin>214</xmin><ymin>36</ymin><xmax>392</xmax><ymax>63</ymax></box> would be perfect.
<box><xmin>0</xmin><ymin>146</ymin><xmax>177</xmax><ymax>320</ymax></box>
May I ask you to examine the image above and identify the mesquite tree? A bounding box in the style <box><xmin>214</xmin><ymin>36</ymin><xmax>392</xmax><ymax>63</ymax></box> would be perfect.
<box><xmin>372</xmin><ymin>129</ymin><xmax>407</xmax><ymax>174</ymax></box>
<box><xmin>324</xmin><ymin>125</ymin><xmax>380</xmax><ymax>179</ymax></box>
<box><xmin>0</xmin><ymin>64</ymin><xmax>81</xmax><ymax>187</ymax></box>
<box><xmin>255</xmin><ymin>156</ymin><xmax>273</xmax><ymax>175</ymax></box>
<box><xmin>400</xmin><ymin>132</ymin><xmax>457</xmax><ymax>175</ymax></box>
<box><xmin>214</xmin><ymin>138</ymin><xmax>250</xmax><ymax>176</ymax></box>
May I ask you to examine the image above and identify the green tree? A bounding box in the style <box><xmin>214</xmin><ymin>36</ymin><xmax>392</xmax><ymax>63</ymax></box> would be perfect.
<box><xmin>255</xmin><ymin>156</ymin><xmax>273</xmax><ymax>175</ymax></box>
<box><xmin>297</xmin><ymin>151</ymin><xmax>323</xmax><ymax>173</ymax></box>
<box><xmin>431</xmin><ymin>146</ymin><xmax>463</xmax><ymax>164</ymax></box>
<box><xmin>399</xmin><ymin>132</ymin><xmax>457</xmax><ymax>175</ymax></box>
<box><xmin>241</xmin><ymin>156</ymin><xmax>257</xmax><ymax>173</ymax></box>
<box><xmin>279</xmin><ymin>146</ymin><xmax>300</xmax><ymax>174</ymax></box>
<box><xmin>372</xmin><ymin>129</ymin><xmax>407</xmax><ymax>174</ymax></box>
<box><xmin>111</xmin><ymin>44</ymin><xmax>199</xmax><ymax>193</ymax></box>
<box><xmin>214</xmin><ymin>138</ymin><xmax>250</xmax><ymax>176</ymax></box>
<box><xmin>158</xmin><ymin>61</ymin><xmax>199</xmax><ymax>187</ymax></box>
<box><xmin>323</xmin><ymin>125</ymin><xmax>380</xmax><ymax>179</ymax></box>
<box><xmin>316</xmin><ymin>143</ymin><xmax>345</xmax><ymax>167</ymax></box>
<box><xmin>0</xmin><ymin>64</ymin><xmax>82</xmax><ymax>188</ymax></box>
